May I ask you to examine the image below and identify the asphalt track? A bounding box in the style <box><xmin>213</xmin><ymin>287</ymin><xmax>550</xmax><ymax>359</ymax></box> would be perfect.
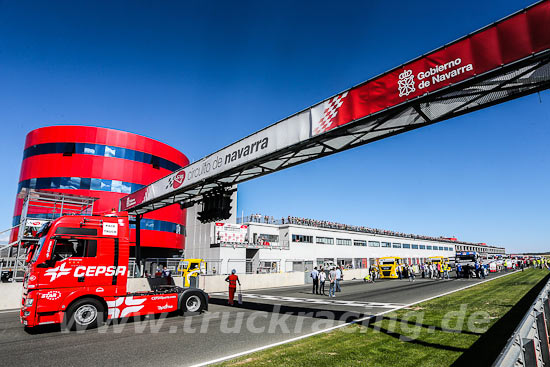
<box><xmin>0</xmin><ymin>272</ymin><xmax>512</xmax><ymax>367</ymax></box>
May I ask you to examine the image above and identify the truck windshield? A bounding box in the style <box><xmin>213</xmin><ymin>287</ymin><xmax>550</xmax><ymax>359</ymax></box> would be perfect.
<box><xmin>380</xmin><ymin>259</ymin><xmax>395</xmax><ymax>264</ymax></box>
<box><xmin>31</xmin><ymin>237</ymin><xmax>46</xmax><ymax>263</ymax></box>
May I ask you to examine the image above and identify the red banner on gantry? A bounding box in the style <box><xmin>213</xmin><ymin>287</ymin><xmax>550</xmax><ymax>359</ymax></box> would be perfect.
<box><xmin>311</xmin><ymin>1</ymin><xmax>550</xmax><ymax>136</ymax></box>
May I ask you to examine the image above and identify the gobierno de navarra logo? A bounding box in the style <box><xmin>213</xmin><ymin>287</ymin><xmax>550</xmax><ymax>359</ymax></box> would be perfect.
<box><xmin>398</xmin><ymin>69</ymin><xmax>415</xmax><ymax>97</ymax></box>
<box><xmin>397</xmin><ymin>58</ymin><xmax>474</xmax><ymax>98</ymax></box>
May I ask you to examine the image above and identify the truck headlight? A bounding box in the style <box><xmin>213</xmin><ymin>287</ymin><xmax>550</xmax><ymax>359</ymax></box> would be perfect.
<box><xmin>25</xmin><ymin>298</ymin><xmax>34</xmax><ymax>307</ymax></box>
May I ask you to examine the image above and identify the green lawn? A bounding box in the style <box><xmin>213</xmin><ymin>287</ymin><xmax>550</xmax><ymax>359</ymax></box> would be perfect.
<box><xmin>218</xmin><ymin>269</ymin><xmax>549</xmax><ymax>367</ymax></box>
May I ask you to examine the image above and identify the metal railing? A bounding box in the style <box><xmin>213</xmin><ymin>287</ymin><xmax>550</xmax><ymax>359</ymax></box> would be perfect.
<box><xmin>215</xmin><ymin>240</ymin><xmax>290</xmax><ymax>250</ymax></box>
<box><xmin>226</xmin><ymin>258</ymin><xmax>281</xmax><ymax>275</ymax></box>
<box><xmin>128</xmin><ymin>258</ymin><xmax>226</xmax><ymax>278</ymax></box>
<box><xmin>237</xmin><ymin>214</ymin><xmax>504</xmax><ymax>250</ymax></box>
<box><xmin>493</xmin><ymin>276</ymin><xmax>550</xmax><ymax>366</ymax></box>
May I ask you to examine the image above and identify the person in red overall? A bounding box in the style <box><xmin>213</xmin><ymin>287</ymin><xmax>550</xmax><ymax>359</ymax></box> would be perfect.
<box><xmin>225</xmin><ymin>269</ymin><xmax>241</xmax><ymax>305</ymax></box>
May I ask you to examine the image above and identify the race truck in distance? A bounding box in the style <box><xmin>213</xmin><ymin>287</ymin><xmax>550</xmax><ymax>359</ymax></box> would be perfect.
<box><xmin>455</xmin><ymin>251</ymin><xmax>479</xmax><ymax>266</ymax></box>
<box><xmin>428</xmin><ymin>256</ymin><xmax>450</xmax><ymax>267</ymax></box>
<box><xmin>377</xmin><ymin>257</ymin><xmax>402</xmax><ymax>278</ymax></box>
<box><xmin>20</xmin><ymin>213</ymin><xmax>208</xmax><ymax>330</ymax></box>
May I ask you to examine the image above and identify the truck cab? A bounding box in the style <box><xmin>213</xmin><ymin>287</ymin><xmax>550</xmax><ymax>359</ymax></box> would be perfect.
<box><xmin>377</xmin><ymin>257</ymin><xmax>402</xmax><ymax>278</ymax></box>
<box><xmin>21</xmin><ymin>213</ymin><xmax>208</xmax><ymax>330</ymax></box>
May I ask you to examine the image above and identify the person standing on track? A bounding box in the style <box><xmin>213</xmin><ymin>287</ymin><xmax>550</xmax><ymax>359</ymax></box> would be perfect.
<box><xmin>335</xmin><ymin>266</ymin><xmax>342</xmax><ymax>292</ymax></box>
<box><xmin>311</xmin><ymin>267</ymin><xmax>319</xmax><ymax>295</ymax></box>
<box><xmin>408</xmin><ymin>265</ymin><xmax>415</xmax><ymax>282</ymax></box>
<box><xmin>328</xmin><ymin>267</ymin><xmax>336</xmax><ymax>298</ymax></box>
<box><xmin>225</xmin><ymin>269</ymin><xmax>241</xmax><ymax>306</ymax></box>
<box><xmin>319</xmin><ymin>268</ymin><xmax>327</xmax><ymax>295</ymax></box>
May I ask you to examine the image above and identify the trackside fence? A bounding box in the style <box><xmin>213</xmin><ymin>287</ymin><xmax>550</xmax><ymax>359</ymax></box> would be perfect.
<box><xmin>493</xmin><ymin>276</ymin><xmax>550</xmax><ymax>367</ymax></box>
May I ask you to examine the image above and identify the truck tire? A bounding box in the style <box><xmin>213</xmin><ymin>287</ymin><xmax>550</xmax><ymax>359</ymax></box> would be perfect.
<box><xmin>65</xmin><ymin>298</ymin><xmax>105</xmax><ymax>331</ymax></box>
<box><xmin>181</xmin><ymin>292</ymin><xmax>204</xmax><ymax>314</ymax></box>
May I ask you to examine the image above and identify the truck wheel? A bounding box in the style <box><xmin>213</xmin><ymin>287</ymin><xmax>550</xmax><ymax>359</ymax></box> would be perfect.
<box><xmin>181</xmin><ymin>293</ymin><xmax>204</xmax><ymax>314</ymax></box>
<box><xmin>65</xmin><ymin>298</ymin><xmax>105</xmax><ymax>331</ymax></box>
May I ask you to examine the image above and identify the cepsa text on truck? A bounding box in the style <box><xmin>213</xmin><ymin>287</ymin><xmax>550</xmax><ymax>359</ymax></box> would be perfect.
<box><xmin>20</xmin><ymin>213</ymin><xmax>208</xmax><ymax>330</ymax></box>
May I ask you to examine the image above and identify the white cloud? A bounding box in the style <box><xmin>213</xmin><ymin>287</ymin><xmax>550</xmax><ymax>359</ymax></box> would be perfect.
<box><xmin>0</xmin><ymin>232</ymin><xmax>10</xmax><ymax>246</ymax></box>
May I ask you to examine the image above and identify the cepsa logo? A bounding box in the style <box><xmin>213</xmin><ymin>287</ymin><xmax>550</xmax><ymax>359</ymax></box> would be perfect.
<box><xmin>41</xmin><ymin>290</ymin><xmax>61</xmax><ymax>301</ymax></box>
<box><xmin>44</xmin><ymin>263</ymin><xmax>127</xmax><ymax>282</ymax></box>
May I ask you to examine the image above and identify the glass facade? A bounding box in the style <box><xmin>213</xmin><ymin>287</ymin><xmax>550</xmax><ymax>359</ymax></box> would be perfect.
<box><xmin>336</xmin><ymin>238</ymin><xmax>352</xmax><ymax>246</ymax></box>
<box><xmin>292</xmin><ymin>234</ymin><xmax>313</xmax><ymax>243</ymax></box>
<box><xmin>18</xmin><ymin>177</ymin><xmax>144</xmax><ymax>194</ymax></box>
<box><xmin>316</xmin><ymin>237</ymin><xmax>334</xmax><ymax>245</ymax></box>
<box><xmin>23</xmin><ymin>142</ymin><xmax>183</xmax><ymax>172</ymax></box>
<box><xmin>130</xmin><ymin>218</ymin><xmax>184</xmax><ymax>235</ymax></box>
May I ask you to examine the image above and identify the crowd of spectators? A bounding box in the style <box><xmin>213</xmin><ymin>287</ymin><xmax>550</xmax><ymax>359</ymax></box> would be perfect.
<box><xmin>243</xmin><ymin>214</ymin><xmax>485</xmax><ymax>247</ymax></box>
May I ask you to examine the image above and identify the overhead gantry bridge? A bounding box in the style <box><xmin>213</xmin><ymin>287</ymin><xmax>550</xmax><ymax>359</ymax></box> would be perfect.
<box><xmin>121</xmin><ymin>1</ymin><xmax>550</xmax><ymax>219</ymax></box>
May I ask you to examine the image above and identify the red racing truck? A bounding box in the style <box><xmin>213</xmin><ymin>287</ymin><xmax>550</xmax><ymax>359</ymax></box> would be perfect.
<box><xmin>20</xmin><ymin>212</ymin><xmax>208</xmax><ymax>330</ymax></box>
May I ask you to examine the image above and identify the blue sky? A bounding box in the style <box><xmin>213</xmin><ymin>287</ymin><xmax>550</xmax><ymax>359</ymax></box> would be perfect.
<box><xmin>0</xmin><ymin>0</ymin><xmax>548</xmax><ymax>252</ymax></box>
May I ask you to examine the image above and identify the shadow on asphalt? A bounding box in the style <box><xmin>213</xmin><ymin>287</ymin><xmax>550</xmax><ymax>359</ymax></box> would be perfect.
<box><xmin>452</xmin><ymin>272</ymin><xmax>550</xmax><ymax>366</ymax></box>
<box><xmin>209</xmin><ymin>297</ymin><xmax>473</xmax><ymax>353</ymax></box>
<box><xmin>209</xmin><ymin>297</ymin><xmax>367</xmax><ymax>322</ymax></box>
<box><xmin>23</xmin><ymin>311</ymin><xmax>183</xmax><ymax>335</ymax></box>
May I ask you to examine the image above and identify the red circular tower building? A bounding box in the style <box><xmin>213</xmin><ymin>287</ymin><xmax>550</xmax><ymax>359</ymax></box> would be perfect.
<box><xmin>12</xmin><ymin>126</ymin><xmax>189</xmax><ymax>258</ymax></box>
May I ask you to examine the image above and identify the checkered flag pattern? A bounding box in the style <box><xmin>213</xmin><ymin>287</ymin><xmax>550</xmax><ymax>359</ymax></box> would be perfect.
<box><xmin>312</xmin><ymin>91</ymin><xmax>349</xmax><ymax>135</ymax></box>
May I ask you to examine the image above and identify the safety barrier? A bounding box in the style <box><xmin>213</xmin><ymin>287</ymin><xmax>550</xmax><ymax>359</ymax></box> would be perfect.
<box><xmin>493</xmin><ymin>276</ymin><xmax>550</xmax><ymax>366</ymax></box>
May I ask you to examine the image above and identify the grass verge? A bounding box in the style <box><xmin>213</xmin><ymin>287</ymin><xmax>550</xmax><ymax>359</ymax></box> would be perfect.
<box><xmin>218</xmin><ymin>269</ymin><xmax>549</xmax><ymax>367</ymax></box>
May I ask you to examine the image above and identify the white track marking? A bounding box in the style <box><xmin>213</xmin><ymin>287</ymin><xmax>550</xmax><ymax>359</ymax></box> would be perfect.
<box><xmin>210</xmin><ymin>292</ymin><xmax>405</xmax><ymax>308</ymax></box>
<box><xmin>190</xmin><ymin>270</ymin><xmax>519</xmax><ymax>367</ymax></box>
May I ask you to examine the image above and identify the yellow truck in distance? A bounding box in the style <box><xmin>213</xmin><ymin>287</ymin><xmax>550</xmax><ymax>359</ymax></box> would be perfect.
<box><xmin>377</xmin><ymin>257</ymin><xmax>402</xmax><ymax>279</ymax></box>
